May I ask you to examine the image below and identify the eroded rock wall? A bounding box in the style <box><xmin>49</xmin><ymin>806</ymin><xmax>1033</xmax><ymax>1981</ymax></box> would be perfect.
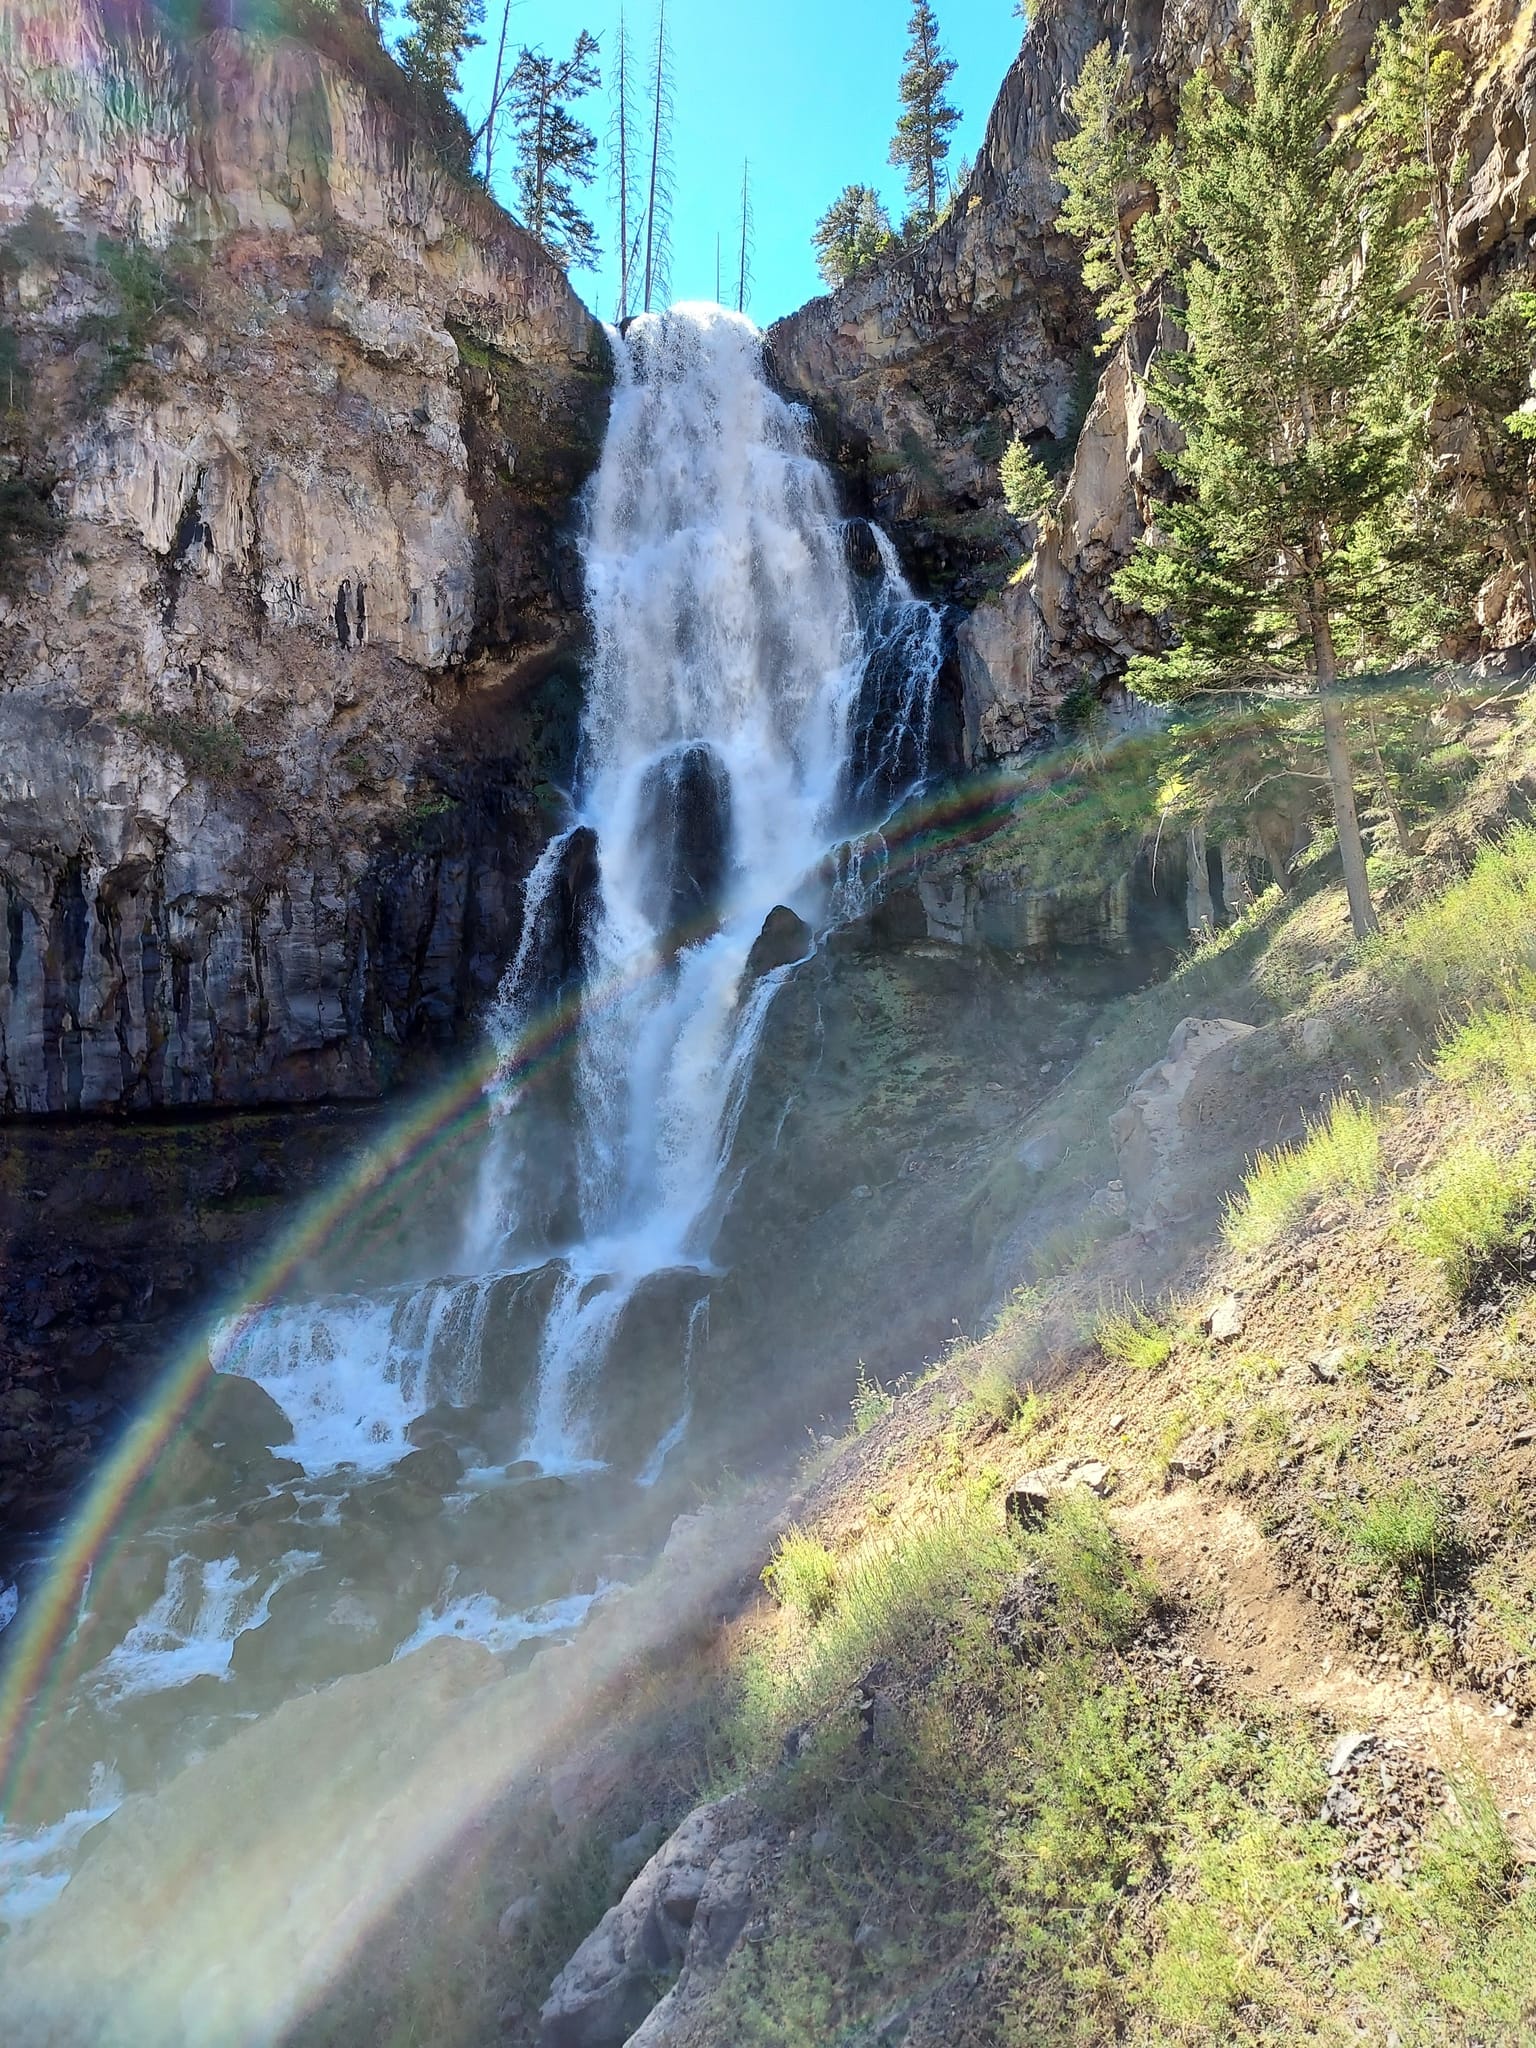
<box><xmin>0</xmin><ymin>2</ymin><xmax>608</xmax><ymax>1110</ymax></box>
<box><xmin>769</xmin><ymin>0</ymin><xmax>1536</xmax><ymax>755</ymax></box>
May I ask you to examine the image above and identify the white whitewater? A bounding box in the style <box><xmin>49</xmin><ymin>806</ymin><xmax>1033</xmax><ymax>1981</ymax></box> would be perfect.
<box><xmin>217</xmin><ymin>304</ymin><xmax>944</xmax><ymax>1482</ymax></box>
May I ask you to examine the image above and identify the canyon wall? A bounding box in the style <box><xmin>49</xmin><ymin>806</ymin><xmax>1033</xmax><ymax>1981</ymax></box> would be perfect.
<box><xmin>0</xmin><ymin>1</ymin><xmax>609</xmax><ymax>1111</ymax></box>
<box><xmin>769</xmin><ymin>0</ymin><xmax>1536</xmax><ymax>759</ymax></box>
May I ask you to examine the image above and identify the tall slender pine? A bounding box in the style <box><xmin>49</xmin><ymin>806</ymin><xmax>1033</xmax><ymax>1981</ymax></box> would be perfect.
<box><xmin>1113</xmin><ymin>0</ymin><xmax>1442</xmax><ymax>939</ymax></box>
<box><xmin>889</xmin><ymin>2</ymin><xmax>960</xmax><ymax>232</ymax></box>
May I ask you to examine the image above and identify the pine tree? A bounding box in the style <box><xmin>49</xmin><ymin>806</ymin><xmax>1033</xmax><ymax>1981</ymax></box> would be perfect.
<box><xmin>398</xmin><ymin>0</ymin><xmax>483</xmax><ymax>103</ymax></box>
<box><xmin>642</xmin><ymin>0</ymin><xmax>675</xmax><ymax>313</ymax></box>
<box><xmin>889</xmin><ymin>3</ymin><xmax>960</xmax><ymax>234</ymax></box>
<box><xmin>999</xmin><ymin>438</ymin><xmax>1055</xmax><ymax>524</ymax></box>
<box><xmin>1053</xmin><ymin>41</ymin><xmax>1160</xmax><ymax>347</ymax></box>
<box><xmin>1366</xmin><ymin>0</ymin><xmax>1536</xmax><ymax>626</ymax></box>
<box><xmin>479</xmin><ymin>0</ymin><xmax>516</xmax><ymax>186</ymax></box>
<box><xmin>509</xmin><ymin>33</ymin><xmax>602</xmax><ymax>272</ymax></box>
<box><xmin>1112</xmin><ymin>0</ymin><xmax>1445</xmax><ymax>940</ymax></box>
<box><xmin>812</xmin><ymin>185</ymin><xmax>896</xmax><ymax>289</ymax></box>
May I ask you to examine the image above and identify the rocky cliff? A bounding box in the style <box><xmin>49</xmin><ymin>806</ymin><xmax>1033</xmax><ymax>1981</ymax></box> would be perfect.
<box><xmin>0</xmin><ymin>0</ymin><xmax>609</xmax><ymax>1111</ymax></box>
<box><xmin>769</xmin><ymin>0</ymin><xmax>1536</xmax><ymax>759</ymax></box>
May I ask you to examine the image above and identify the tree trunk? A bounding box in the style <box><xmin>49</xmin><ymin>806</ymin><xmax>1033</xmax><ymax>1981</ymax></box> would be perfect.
<box><xmin>1185</xmin><ymin>821</ymin><xmax>1215</xmax><ymax>936</ymax></box>
<box><xmin>1311</xmin><ymin>598</ymin><xmax>1378</xmax><ymax>939</ymax></box>
<box><xmin>1365</xmin><ymin>711</ymin><xmax>1415</xmax><ymax>865</ymax></box>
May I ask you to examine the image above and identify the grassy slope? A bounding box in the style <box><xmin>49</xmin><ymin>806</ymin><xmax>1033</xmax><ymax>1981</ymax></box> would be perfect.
<box><xmin>295</xmin><ymin>693</ymin><xmax>1536</xmax><ymax>2048</ymax></box>
<box><xmin>551</xmin><ymin>694</ymin><xmax>1536</xmax><ymax>2048</ymax></box>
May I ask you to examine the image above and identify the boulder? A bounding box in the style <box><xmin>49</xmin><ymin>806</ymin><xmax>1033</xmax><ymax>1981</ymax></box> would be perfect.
<box><xmin>1003</xmin><ymin>1457</ymin><xmax>1115</xmax><ymax>1528</ymax></box>
<box><xmin>1109</xmin><ymin>1017</ymin><xmax>1259</xmax><ymax>1231</ymax></box>
<box><xmin>538</xmin><ymin>1793</ymin><xmax>764</xmax><ymax>2048</ymax></box>
<box><xmin>394</xmin><ymin>1440</ymin><xmax>463</xmax><ymax>1494</ymax></box>
<box><xmin>746</xmin><ymin>905</ymin><xmax>813</xmax><ymax>978</ymax></box>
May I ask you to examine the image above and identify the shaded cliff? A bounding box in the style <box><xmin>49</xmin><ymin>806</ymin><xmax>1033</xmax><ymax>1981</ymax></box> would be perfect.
<box><xmin>0</xmin><ymin>1</ymin><xmax>609</xmax><ymax>1111</ymax></box>
<box><xmin>769</xmin><ymin>0</ymin><xmax>1536</xmax><ymax>757</ymax></box>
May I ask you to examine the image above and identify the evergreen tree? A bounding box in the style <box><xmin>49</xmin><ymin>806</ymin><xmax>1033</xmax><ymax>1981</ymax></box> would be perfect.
<box><xmin>812</xmin><ymin>185</ymin><xmax>896</xmax><ymax>289</ymax></box>
<box><xmin>1112</xmin><ymin>0</ymin><xmax>1444</xmax><ymax>940</ymax></box>
<box><xmin>889</xmin><ymin>3</ymin><xmax>960</xmax><ymax>233</ymax></box>
<box><xmin>509</xmin><ymin>33</ymin><xmax>602</xmax><ymax>271</ymax></box>
<box><xmin>1366</xmin><ymin>0</ymin><xmax>1536</xmax><ymax>624</ymax></box>
<box><xmin>999</xmin><ymin>437</ymin><xmax>1055</xmax><ymax>524</ymax></box>
<box><xmin>1053</xmin><ymin>41</ymin><xmax>1169</xmax><ymax>347</ymax></box>
<box><xmin>397</xmin><ymin>0</ymin><xmax>483</xmax><ymax>103</ymax></box>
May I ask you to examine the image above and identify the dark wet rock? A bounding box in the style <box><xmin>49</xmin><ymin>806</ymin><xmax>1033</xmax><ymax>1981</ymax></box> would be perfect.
<box><xmin>841</xmin><ymin>517</ymin><xmax>885</xmax><ymax>581</ymax></box>
<box><xmin>478</xmin><ymin>1264</ymin><xmax>568</xmax><ymax>1414</ymax></box>
<box><xmin>228</xmin><ymin>1577</ymin><xmax>410</xmax><ymax>1694</ymax></box>
<box><xmin>745</xmin><ymin>905</ymin><xmax>813</xmax><ymax>978</ymax></box>
<box><xmin>198</xmin><ymin>1373</ymin><xmax>295</xmax><ymax>1457</ymax></box>
<box><xmin>637</xmin><ymin>743</ymin><xmax>735</xmax><ymax>939</ymax></box>
<box><xmin>395</xmin><ymin>1441</ymin><xmax>463</xmax><ymax>1494</ymax></box>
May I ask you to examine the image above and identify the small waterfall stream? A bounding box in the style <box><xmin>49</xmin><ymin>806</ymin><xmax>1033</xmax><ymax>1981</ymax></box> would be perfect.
<box><xmin>217</xmin><ymin>305</ymin><xmax>945</xmax><ymax>1486</ymax></box>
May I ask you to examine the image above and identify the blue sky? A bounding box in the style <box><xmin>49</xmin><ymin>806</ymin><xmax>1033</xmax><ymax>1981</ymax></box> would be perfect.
<box><xmin>455</xmin><ymin>2</ymin><xmax>1025</xmax><ymax>327</ymax></box>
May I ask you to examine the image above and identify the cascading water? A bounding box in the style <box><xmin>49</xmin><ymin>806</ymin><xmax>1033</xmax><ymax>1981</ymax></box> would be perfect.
<box><xmin>0</xmin><ymin>311</ymin><xmax>948</xmax><ymax>1927</ymax></box>
<box><xmin>470</xmin><ymin>306</ymin><xmax>943</xmax><ymax>1467</ymax></box>
<box><xmin>220</xmin><ymin>304</ymin><xmax>945</xmax><ymax>1486</ymax></box>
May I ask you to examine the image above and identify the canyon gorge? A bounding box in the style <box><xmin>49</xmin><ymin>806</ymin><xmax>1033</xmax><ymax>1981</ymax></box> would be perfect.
<box><xmin>0</xmin><ymin>0</ymin><xmax>1533</xmax><ymax>2041</ymax></box>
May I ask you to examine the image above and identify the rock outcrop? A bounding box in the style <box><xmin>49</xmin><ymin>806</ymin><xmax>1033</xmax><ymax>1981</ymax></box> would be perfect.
<box><xmin>0</xmin><ymin>1</ymin><xmax>608</xmax><ymax>1109</ymax></box>
<box><xmin>539</xmin><ymin>1793</ymin><xmax>772</xmax><ymax>2048</ymax></box>
<box><xmin>1110</xmin><ymin>1015</ymin><xmax>1259</xmax><ymax>1230</ymax></box>
<box><xmin>769</xmin><ymin>0</ymin><xmax>1536</xmax><ymax>753</ymax></box>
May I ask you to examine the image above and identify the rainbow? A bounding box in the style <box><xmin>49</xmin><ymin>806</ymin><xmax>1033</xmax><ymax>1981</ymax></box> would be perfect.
<box><xmin>0</xmin><ymin>684</ymin><xmax>1414</xmax><ymax>1848</ymax></box>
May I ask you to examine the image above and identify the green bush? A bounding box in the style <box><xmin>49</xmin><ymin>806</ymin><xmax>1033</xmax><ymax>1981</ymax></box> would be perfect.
<box><xmin>120</xmin><ymin>712</ymin><xmax>244</xmax><ymax>782</ymax></box>
<box><xmin>1225</xmin><ymin>1096</ymin><xmax>1382</xmax><ymax>1252</ymax></box>
<box><xmin>1343</xmin><ymin>1480</ymin><xmax>1460</xmax><ymax>1598</ymax></box>
<box><xmin>1406</xmin><ymin>1143</ymin><xmax>1536</xmax><ymax>1302</ymax></box>
<box><xmin>760</xmin><ymin>1528</ymin><xmax>837</xmax><ymax>1624</ymax></box>
<box><xmin>1094</xmin><ymin>1298</ymin><xmax>1176</xmax><ymax>1372</ymax></box>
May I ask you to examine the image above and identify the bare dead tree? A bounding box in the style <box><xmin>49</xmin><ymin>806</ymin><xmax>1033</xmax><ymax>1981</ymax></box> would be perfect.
<box><xmin>642</xmin><ymin>0</ymin><xmax>674</xmax><ymax>314</ymax></box>
<box><xmin>736</xmin><ymin>157</ymin><xmax>753</xmax><ymax>315</ymax></box>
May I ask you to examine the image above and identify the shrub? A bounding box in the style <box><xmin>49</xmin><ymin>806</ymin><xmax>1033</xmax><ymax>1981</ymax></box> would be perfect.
<box><xmin>1406</xmin><ymin>1143</ymin><xmax>1536</xmax><ymax>1302</ymax></box>
<box><xmin>1026</xmin><ymin>1490</ymin><xmax>1155</xmax><ymax>1652</ymax></box>
<box><xmin>1225</xmin><ymin>1095</ymin><xmax>1382</xmax><ymax>1252</ymax></box>
<box><xmin>120</xmin><ymin>712</ymin><xmax>244</xmax><ymax>783</ymax></box>
<box><xmin>1342</xmin><ymin>1480</ymin><xmax>1459</xmax><ymax>1598</ymax></box>
<box><xmin>761</xmin><ymin>1528</ymin><xmax>837</xmax><ymax>1624</ymax></box>
<box><xmin>850</xmin><ymin>1363</ymin><xmax>894</xmax><ymax>1435</ymax></box>
<box><xmin>1094</xmin><ymin>1299</ymin><xmax>1175</xmax><ymax>1372</ymax></box>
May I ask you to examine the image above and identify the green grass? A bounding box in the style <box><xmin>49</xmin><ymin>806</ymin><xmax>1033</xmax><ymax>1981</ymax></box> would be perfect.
<box><xmin>1367</xmin><ymin>823</ymin><xmax>1536</xmax><ymax>1026</ymax></box>
<box><xmin>1404</xmin><ymin>1142</ymin><xmax>1536</xmax><ymax>1303</ymax></box>
<box><xmin>1224</xmin><ymin>1095</ymin><xmax>1382</xmax><ymax>1253</ymax></box>
<box><xmin>1437</xmin><ymin>975</ymin><xmax>1536</xmax><ymax>1093</ymax></box>
<box><xmin>1094</xmin><ymin>1299</ymin><xmax>1176</xmax><ymax>1372</ymax></box>
<box><xmin>760</xmin><ymin>1527</ymin><xmax>837</xmax><ymax>1624</ymax></box>
<box><xmin>850</xmin><ymin>1362</ymin><xmax>895</xmax><ymax>1435</ymax></box>
<box><xmin>1341</xmin><ymin>1480</ymin><xmax>1460</xmax><ymax>1598</ymax></box>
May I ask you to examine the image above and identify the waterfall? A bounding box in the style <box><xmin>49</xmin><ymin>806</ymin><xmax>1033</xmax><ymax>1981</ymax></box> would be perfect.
<box><xmin>219</xmin><ymin>304</ymin><xmax>944</xmax><ymax>1481</ymax></box>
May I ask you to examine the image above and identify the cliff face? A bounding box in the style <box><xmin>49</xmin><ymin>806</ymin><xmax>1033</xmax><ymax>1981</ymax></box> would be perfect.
<box><xmin>0</xmin><ymin>2</ymin><xmax>608</xmax><ymax>1111</ymax></box>
<box><xmin>769</xmin><ymin>0</ymin><xmax>1536</xmax><ymax>759</ymax></box>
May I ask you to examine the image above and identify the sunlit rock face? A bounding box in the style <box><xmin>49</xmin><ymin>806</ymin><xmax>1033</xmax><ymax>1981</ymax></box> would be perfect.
<box><xmin>0</xmin><ymin>3</ymin><xmax>610</xmax><ymax>1110</ymax></box>
<box><xmin>769</xmin><ymin>0</ymin><xmax>1536</xmax><ymax>752</ymax></box>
